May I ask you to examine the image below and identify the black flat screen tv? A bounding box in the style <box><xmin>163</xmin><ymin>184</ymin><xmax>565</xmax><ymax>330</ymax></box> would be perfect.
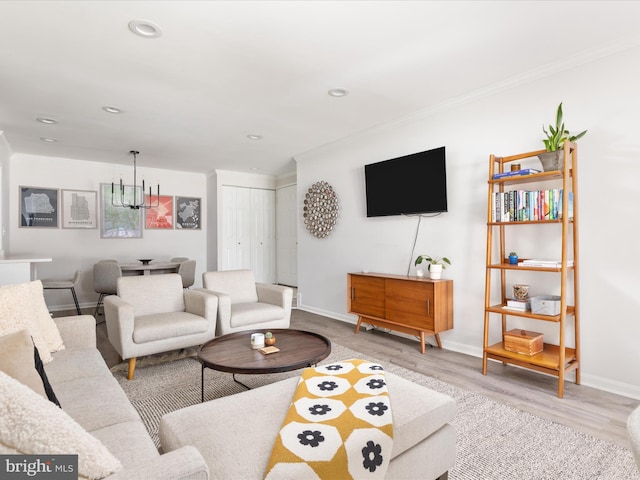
<box><xmin>364</xmin><ymin>146</ymin><xmax>447</xmax><ymax>217</ymax></box>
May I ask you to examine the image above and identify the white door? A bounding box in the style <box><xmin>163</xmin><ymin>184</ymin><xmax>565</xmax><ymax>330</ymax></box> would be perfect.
<box><xmin>251</xmin><ymin>188</ymin><xmax>276</xmax><ymax>283</ymax></box>
<box><xmin>276</xmin><ymin>184</ymin><xmax>298</xmax><ymax>287</ymax></box>
<box><xmin>221</xmin><ymin>186</ymin><xmax>252</xmax><ymax>271</ymax></box>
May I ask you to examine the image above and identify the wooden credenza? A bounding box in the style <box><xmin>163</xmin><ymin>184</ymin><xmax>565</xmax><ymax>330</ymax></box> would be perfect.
<box><xmin>347</xmin><ymin>272</ymin><xmax>453</xmax><ymax>353</ymax></box>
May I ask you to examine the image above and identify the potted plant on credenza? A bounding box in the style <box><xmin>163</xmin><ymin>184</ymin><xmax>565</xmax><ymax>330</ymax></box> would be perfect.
<box><xmin>415</xmin><ymin>255</ymin><xmax>451</xmax><ymax>280</ymax></box>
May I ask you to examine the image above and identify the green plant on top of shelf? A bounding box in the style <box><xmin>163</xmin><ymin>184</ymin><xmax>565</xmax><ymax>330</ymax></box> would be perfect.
<box><xmin>542</xmin><ymin>102</ymin><xmax>587</xmax><ymax>152</ymax></box>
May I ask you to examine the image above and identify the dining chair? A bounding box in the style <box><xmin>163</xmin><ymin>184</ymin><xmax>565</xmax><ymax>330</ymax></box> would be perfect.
<box><xmin>42</xmin><ymin>270</ymin><xmax>82</xmax><ymax>315</ymax></box>
<box><xmin>93</xmin><ymin>260</ymin><xmax>122</xmax><ymax>317</ymax></box>
<box><xmin>176</xmin><ymin>259</ymin><xmax>196</xmax><ymax>289</ymax></box>
<box><xmin>171</xmin><ymin>257</ymin><xmax>189</xmax><ymax>263</ymax></box>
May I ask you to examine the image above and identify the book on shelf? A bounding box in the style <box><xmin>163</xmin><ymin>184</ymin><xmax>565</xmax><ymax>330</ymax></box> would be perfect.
<box><xmin>519</xmin><ymin>259</ymin><xmax>574</xmax><ymax>267</ymax></box>
<box><xmin>491</xmin><ymin>189</ymin><xmax>573</xmax><ymax>223</ymax></box>
<box><xmin>492</xmin><ymin>168</ymin><xmax>541</xmax><ymax>180</ymax></box>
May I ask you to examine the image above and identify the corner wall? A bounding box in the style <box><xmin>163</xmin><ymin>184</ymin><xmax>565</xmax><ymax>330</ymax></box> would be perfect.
<box><xmin>295</xmin><ymin>46</ymin><xmax>640</xmax><ymax>399</ymax></box>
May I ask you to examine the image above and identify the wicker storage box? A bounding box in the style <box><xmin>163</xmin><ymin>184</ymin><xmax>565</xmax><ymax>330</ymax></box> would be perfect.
<box><xmin>530</xmin><ymin>295</ymin><xmax>561</xmax><ymax>315</ymax></box>
<box><xmin>504</xmin><ymin>329</ymin><xmax>543</xmax><ymax>356</ymax></box>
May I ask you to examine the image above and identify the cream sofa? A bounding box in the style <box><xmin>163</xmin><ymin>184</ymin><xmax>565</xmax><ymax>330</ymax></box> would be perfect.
<box><xmin>45</xmin><ymin>314</ymin><xmax>209</xmax><ymax>479</ymax></box>
<box><xmin>160</xmin><ymin>369</ymin><xmax>456</xmax><ymax>479</ymax></box>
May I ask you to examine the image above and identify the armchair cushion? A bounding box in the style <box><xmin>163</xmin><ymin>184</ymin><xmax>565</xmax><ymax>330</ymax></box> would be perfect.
<box><xmin>133</xmin><ymin>312</ymin><xmax>210</xmax><ymax>343</ymax></box>
<box><xmin>202</xmin><ymin>270</ymin><xmax>259</xmax><ymax>303</ymax></box>
<box><xmin>230</xmin><ymin>303</ymin><xmax>288</xmax><ymax>330</ymax></box>
<box><xmin>117</xmin><ymin>275</ymin><xmax>186</xmax><ymax>316</ymax></box>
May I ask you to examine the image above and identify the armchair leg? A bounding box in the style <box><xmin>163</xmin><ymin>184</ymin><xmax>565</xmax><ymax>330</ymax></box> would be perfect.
<box><xmin>127</xmin><ymin>357</ymin><xmax>137</xmax><ymax>380</ymax></box>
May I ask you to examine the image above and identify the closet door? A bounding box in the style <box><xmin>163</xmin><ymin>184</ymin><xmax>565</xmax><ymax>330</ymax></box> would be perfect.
<box><xmin>251</xmin><ymin>188</ymin><xmax>276</xmax><ymax>284</ymax></box>
<box><xmin>276</xmin><ymin>184</ymin><xmax>297</xmax><ymax>287</ymax></box>
<box><xmin>221</xmin><ymin>186</ymin><xmax>251</xmax><ymax>271</ymax></box>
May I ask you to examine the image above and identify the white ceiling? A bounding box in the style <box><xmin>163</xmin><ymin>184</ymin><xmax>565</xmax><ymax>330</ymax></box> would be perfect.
<box><xmin>1</xmin><ymin>1</ymin><xmax>640</xmax><ymax>176</ymax></box>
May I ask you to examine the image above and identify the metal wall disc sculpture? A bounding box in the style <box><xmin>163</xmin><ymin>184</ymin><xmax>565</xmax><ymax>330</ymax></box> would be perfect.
<box><xmin>303</xmin><ymin>181</ymin><xmax>339</xmax><ymax>238</ymax></box>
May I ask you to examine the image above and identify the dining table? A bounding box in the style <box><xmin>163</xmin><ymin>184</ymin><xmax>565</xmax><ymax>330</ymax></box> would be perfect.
<box><xmin>119</xmin><ymin>261</ymin><xmax>181</xmax><ymax>276</ymax></box>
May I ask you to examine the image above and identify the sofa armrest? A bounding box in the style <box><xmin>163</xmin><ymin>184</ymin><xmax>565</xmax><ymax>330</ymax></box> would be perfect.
<box><xmin>54</xmin><ymin>315</ymin><xmax>96</xmax><ymax>349</ymax></box>
<box><xmin>256</xmin><ymin>283</ymin><xmax>293</xmax><ymax>309</ymax></box>
<box><xmin>107</xmin><ymin>446</ymin><xmax>209</xmax><ymax>480</ymax></box>
<box><xmin>104</xmin><ymin>296</ymin><xmax>135</xmax><ymax>358</ymax></box>
<box><xmin>184</xmin><ymin>289</ymin><xmax>218</xmax><ymax>322</ymax></box>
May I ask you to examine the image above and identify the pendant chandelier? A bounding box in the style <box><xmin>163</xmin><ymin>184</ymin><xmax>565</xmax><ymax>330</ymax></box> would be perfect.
<box><xmin>111</xmin><ymin>150</ymin><xmax>160</xmax><ymax>210</ymax></box>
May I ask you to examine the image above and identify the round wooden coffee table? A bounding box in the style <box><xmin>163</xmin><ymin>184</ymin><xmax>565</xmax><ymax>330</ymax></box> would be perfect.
<box><xmin>197</xmin><ymin>329</ymin><xmax>331</xmax><ymax>401</ymax></box>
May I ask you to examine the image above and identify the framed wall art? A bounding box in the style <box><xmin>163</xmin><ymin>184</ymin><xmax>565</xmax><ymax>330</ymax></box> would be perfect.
<box><xmin>175</xmin><ymin>196</ymin><xmax>201</xmax><ymax>229</ymax></box>
<box><xmin>100</xmin><ymin>183</ymin><xmax>143</xmax><ymax>238</ymax></box>
<box><xmin>61</xmin><ymin>189</ymin><xmax>97</xmax><ymax>229</ymax></box>
<box><xmin>145</xmin><ymin>194</ymin><xmax>174</xmax><ymax>229</ymax></box>
<box><xmin>19</xmin><ymin>186</ymin><xmax>59</xmax><ymax>228</ymax></box>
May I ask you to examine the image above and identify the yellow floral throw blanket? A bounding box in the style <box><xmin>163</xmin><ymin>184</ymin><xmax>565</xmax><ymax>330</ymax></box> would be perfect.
<box><xmin>264</xmin><ymin>359</ymin><xmax>393</xmax><ymax>479</ymax></box>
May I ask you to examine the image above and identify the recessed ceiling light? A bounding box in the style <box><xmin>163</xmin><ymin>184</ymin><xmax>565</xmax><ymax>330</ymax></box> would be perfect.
<box><xmin>328</xmin><ymin>88</ymin><xmax>349</xmax><ymax>97</ymax></box>
<box><xmin>37</xmin><ymin>117</ymin><xmax>57</xmax><ymax>124</ymax></box>
<box><xmin>40</xmin><ymin>137</ymin><xmax>57</xmax><ymax>143</ymax></box>
<box><xmin>102</xmin><ymin>106</ymin><xmax>122</xmax><ymax>114</ymax></box>
<box><xmin>247</xmin><ymin>134</ymin><xmax>262</xmax><ymax>140</ymax></box>
<box><xmin>128</xmin><ymin>19</ymin><xmax>162</xmax><ymax>38</ymax></box>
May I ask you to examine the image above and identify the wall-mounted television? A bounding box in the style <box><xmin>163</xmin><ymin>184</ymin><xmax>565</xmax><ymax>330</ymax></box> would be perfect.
<box><xmin>364</xmin><ymin>146</ymin><xmax>447</xmax><ymax>217</ymax></box>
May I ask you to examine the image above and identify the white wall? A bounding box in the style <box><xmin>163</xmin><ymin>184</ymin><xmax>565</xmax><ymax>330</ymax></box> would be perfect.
<box><xmin>0</xmin><ymin>133</ymin><xmax>13</xmax><ymax>257</ymax></box>
<box><xmin>295</xmin><ymin>46</ymin><xmax>640</xmax><ymax>399</ymax></box>
<box><xmin>7</xmin><ymin>153</ymin><xmax>207</xmax><ymax>310</ymax></box>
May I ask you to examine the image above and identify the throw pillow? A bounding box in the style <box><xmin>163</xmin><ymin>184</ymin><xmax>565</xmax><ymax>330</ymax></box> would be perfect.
<box><xmin>33</xmin><ymin>338</ymin><xmax>61</xmax><ymax>407</ymax></box>
<box><xmin>0</xmin><ymin>329</ymin><xmax>47</xmax><ymax>398</ymax></box>
<box><xmin>0</xmin><ymin>371</ymin><xmax>122</xmax><ymax>479</ymax></box>
<box><xmin>0</xmin><ymin>281</ymin><xmax>65</xmax><ymax>363</ymax></box>
<box><xmin>27</xmin><ymin>280</ymin><xmax>65</xmax><ymax>354</ymax></box>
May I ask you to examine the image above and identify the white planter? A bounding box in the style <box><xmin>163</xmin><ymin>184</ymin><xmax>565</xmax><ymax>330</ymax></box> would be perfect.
<box><xmin>429</xmin><ymin>264</ymin><xmax>443</xmax><ymax>279</ymax></box>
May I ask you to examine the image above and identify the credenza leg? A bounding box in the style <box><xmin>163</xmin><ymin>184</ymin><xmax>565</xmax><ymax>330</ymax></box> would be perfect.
<box><xmin>435</xmin><ymin>333</ymin><xmax>443</xmax><ymax>349</ymax></box>
<box><xmin>354</xmin><ymin>317</ymin><xmax>363</xmax><ymax>334</ymax></box>
<box><xmin>420</xmin><ymin>331</ymin><xmax>426</xmax><ymax>354</ymax></box>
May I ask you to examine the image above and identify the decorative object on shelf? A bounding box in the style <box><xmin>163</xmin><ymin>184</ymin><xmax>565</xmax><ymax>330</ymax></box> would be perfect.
<box><xmin>264</xmin><ymin>331</ymin><xmax>276</xmax><ymax>346</ymax></box>
<box><xmin>508</xmin><ymin>252</ymin><xmax>519</xmax><ymax>265</ymax></box>
<box><xmin>512</xmin><ymin>284</ymin><xmax>530</xmax><ymax>301</ymax></box>
<box><xmin>414</xmin><ymin>255</ymin><xmax>451</xmax><ymax>280</ymax></box>
<box><xmin>415</xmin><ymin>269</ymin><xmax>424</xmax><ymax>278</ymax></box>
<box><xmin>539</xmin><ymin>103</ymin><xmax>587</xmax><ymax>171</ymax></box>
<box><xmin>303</xmin><ymin>181</ymin><xmax>339</xmax><ymax>239</ymax></box>
<box><xmin>112</xmin><ymin>151</ymin><xmax>160</xmax><ymax>210</ymax></box>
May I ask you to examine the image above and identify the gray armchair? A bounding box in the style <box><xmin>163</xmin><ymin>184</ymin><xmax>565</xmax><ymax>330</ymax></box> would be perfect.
<box><xmin>104</xmin><ymin>273</ymin><xmax>217</xmax><ymax>380</ymax></box>
<box><xmin>201</xmin><ymin>269</ymin><xmax>292</xmax><ymax>336</ymax></box>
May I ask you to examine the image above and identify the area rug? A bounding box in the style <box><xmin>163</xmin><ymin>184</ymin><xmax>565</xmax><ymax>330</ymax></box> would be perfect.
<box><xmin>113</xmin><ymin>343</ymin><xmax>639</xmax><ymax>480</ymax></box>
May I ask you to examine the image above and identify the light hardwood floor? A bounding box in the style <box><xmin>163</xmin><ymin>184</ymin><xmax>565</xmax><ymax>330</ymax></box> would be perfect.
<box><xmin>63</xmin><ymin>306</ymin><xmax>639</xmax><ymax>450</ymax></box>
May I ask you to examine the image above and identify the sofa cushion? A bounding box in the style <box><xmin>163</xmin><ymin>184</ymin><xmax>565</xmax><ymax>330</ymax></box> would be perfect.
<box><xmin>0</xmin><ymin>371</ymin><xmax>122</xmax><ymax>479</ymax></box>
<box><xmin>133</xmin><ymin>312</ymin><xmax>210</xmax><ymax>343</ymax></box>
<box><xmin>51</xmin><ymin>375</ymin><xmax>141</xmax><ymax>433</ymax></box>
<box><xmin>117</xmin><ymin>274</ymin><xmax>186</xmax><ymax>317</ymax></box>
<box><xmin>230</xmin><ymin>303</ymin><xmax>286</xmax><ymax>329</ymax></box>
<box><xmin>90</xmin><ymin>421</ymin><xmax>160</xmax><ymax>469</ymax></box>
<box><xmin>160</xmin><ymin>371</ymin><xmax>455</xmax><ymax>480</ymax></box>
<box><xmin>0</xmin><ymin>329</ymin><xmax>47</xmax><ymax>398</ymax></box>
<box><xmin>0</xmin><ymin>281</ymin><xmax>62</xmax><ymax>363</ymax></box>
<box><xmin>45</xmin><ymin>348</ymin><xmax>114</xmax><ymax>384</ymax></box>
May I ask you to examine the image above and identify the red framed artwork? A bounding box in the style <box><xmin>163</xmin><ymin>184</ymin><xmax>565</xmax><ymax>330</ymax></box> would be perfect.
<box><xmin>145</xmin><ymin>195</ymin><xmax>174</xmax><ymax>229</ymax></box>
